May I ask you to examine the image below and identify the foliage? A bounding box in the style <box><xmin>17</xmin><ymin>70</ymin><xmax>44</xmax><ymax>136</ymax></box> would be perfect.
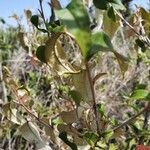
<box><xmin>0</xmin><ymin>0</ymin><xmax>150</xmax><ymax>149</ymax></box>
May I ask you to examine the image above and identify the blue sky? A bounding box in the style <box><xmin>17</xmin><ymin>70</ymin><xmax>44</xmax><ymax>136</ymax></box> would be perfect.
<box><xmin>0</xmin><ymin>0</ymin><xmax>149</xmax><ymax>26</ymax></box>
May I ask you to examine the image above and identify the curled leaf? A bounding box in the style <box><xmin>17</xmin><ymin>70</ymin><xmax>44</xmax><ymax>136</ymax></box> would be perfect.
<box><xmin>44</xmin><ymin>33</ymin><xmax>81</xmax><ymax>75</ymax></box>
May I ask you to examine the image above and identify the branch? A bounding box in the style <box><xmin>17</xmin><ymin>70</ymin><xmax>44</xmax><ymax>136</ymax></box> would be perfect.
<box><xmin>38</xmin><ymin>0</ymin><xmax>49</xmax><ymax>35</ymax></box>
<box><xmin>113</xmin><ymin>102</ymin><xmax>150</xmax><ymax>131</ymax></box>
<box><xmin>19</xmin><ymin>102</ymin><xmax>53</xmax><ymax>130</ymax></box>
<box><xmin>86</xmin><ymin>62</ymin><xmax>101</xmax><ymax>134</ymax></box>
<box><xmin>115</xmin><ymin>10</ymin><xmax>150</xmax><ymax>47</ymax></box>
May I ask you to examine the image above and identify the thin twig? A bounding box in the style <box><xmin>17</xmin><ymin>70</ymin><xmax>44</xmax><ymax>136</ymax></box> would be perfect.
<box><xmin>19</xmin><ymin>102</ymin><xmax>53</xmax><ymax>129</ymax></box>
<box><xmin>115</xmin><ymin>9</ymin><xmax>150</xmax><ymax>47</ymax></box>
<box><xmin>38</xmin><ymin>0</ymin><xmax>48</xmax><ymax>33</ymax></box>
<box><xmin>86</xmin><ymin>62</ymin><xmax>101</xmax><ymax>135</ymax></box>
<box><xmin>0</xmin><ymin>63</ymin><xmax>7</xmax><ymax>102</ymax></box>
<box><xmin>113</xmin><ymin>102</ymin><xmax>150</xmax><ymax>131</ymax></box>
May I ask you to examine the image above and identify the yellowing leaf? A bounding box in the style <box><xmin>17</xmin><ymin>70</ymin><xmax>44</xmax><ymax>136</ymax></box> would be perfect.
<box><xmin>59</xmin><ymin>110</ymin><xmax>78</xmax><ymax>124</ymax></box>
<box><xmin>72</xmin><ymin>70</ymin><xmax>92</xmax><ymax>102</ymax></box>
<box><xmin>103</xmin><ymin>11</ymin><xmax>120</xmax><ymax>39</ymax></box>
<box><xmin>44</xmin><ymin>33</ymin><xmax>81</xmax><ymax>75</ymax></box>
<box><xmin>114</xmin><ymin>51</ymin><xmax>128</xmax><ymax>76</ymax></box>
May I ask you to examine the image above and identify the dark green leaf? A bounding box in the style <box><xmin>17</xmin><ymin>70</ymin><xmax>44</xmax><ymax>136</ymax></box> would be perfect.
<box><xmin>69</xmin><ymin>90</ymin><xmax>82</xmax><ymax>105</ymax></box>
<box><xmin>107</xmin><ymin>6</ymin><xmax>116</xmax><ymax>22</ymax></box>
<box><xmin>84</xmin><ymin>132</ymin><xmax>99</xmax><ymax>147</ymax></box>
<box><xmin>87</xmin><ymin>31</ymin><xmax>113</xmax><ymax>59</ymax></box>
<box><xmin>36</xmin><ymin>45</ymin><xmax>46</xmax><ymax>63</ymax></box>
<box><xmin>136</xmin><ymin>39</ymin><xmax>146</xmax><ymax>52</ymax></box>
<box><xmin>93</xmin><ymin>0</ymin><xmax>108</xmax><ymax>10</ymax></box>
<box><xmin>30</xmin><ymin>15</ymin><xmax>39</xmax><ymax>28</ymax></box>
<box><xmin>38</xmin><ymin>28</ymin><xmax>48</xmax><ymax>33</ymax></box>
<box><xmin>93</xmin><ymin>0</ymin><xmax>125</xmax><ymax>10</ymax></box>
<box><xmin>0</xmin><ymin>18</ymin><xmax>5</xmax><ymax>24</ymax></box>
<box><xmin>136</xmin><ymin>84</ymin><xmax>147</xmax><ymax>90</ymax></box>
<box><xmin>59</xmin><ymin>132</ymin><xmax>78</xmax><ymax>150</ymax></box>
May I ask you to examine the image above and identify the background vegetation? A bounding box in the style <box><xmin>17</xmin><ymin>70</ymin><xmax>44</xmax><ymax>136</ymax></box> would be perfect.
<box><xmin>0</xmin><ymin>0</ymin><xmax>150</xmax><ymax>149</ymax></box>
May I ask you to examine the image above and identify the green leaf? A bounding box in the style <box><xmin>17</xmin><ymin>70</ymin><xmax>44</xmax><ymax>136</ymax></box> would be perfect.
<box><xmin>87</xmin><ymin>31</ymin><xmax>113</xmax><ymax>59</ymax></box>
<box><xmin>130</xmin><ymin>89</ymin><xmax>149</xmax><ymax>100</ymax></box>
<box><xmin>107</xmin><ymin>6</ymin><xmax>116</xmax><ymax>22</ymax></box>
<box><xmin>93</xmin><ymin>0</ymin><xmax>125</xmax><ymax>10</ymax></box>
<box><xmin>103</xmin><ymin>10</ymin><xmax>120</xmax><ymax>39</ymax></box>
<box><xmin>55</xmin><ymin>0</ymin><xmax>91</xmax><ymax>57</ymax></box>
<box><xmin>109</xmin><ymin>0</ymin><xmax>126</xmax><ymax>10</ymax></box>
<box><xmin>136</xmin><ymin>39</ymin><xmax>146</xmax><ymax>52</ymax></box>
<box><xmin>93</xmin><ymin>0</ymin><xmax>108</xmax><ymax>10</ymax></box>
<box><xmin>101</xmin><ymin>130</ymin><xmax>114</xmax><ymax>140</ymax></box>
<box><xmin>52</xmin><ymin>117</ymin><xmax>63</xmax><ymax>126</ymax></box>
<box><xmin>69</xmin><ymin>90</ymin><xmax>82</xmax><ymax>105</ymax></box>
<box><xmin>30</xmin><ymin>15</ymin><xmax>39</xmax><ymax>28</ymax></box>
<box><xmin>30</xmin><ymin>15</ymin><xmax>48</xmax><ymax>33</ymax></box>
<box><xmin>0</xmin><ymin>18</ymin><xmax>5</xmax><ymax>24</ymax></box>
<box><xmin>84</xmin><ymin>132</ymin><xmax>99</xmax><ymax>147</ymax></box>
<box><xmin>59</xmin><ymin>132</ymin><xmax>78</xmax><ymax>150</ymax></box>
<box><xmin>109</xmin><ymin>144</ymin><xmax>118</xmax><ymax>150</ymax></box>
<box><xmin>36</xmin><ymin>45</ymin><xmax>46</xmax><ymax>63</ymax></box>
<box><xmin>97</xmin><ymin>103</ymin><xmax>106</xmax><ymax>118</ymax></box>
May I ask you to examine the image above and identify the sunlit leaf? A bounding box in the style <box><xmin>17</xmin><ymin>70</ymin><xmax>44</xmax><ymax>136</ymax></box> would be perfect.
<box><xmin>130</xmin><ymin>89</ymin><xmax>150</xmax><ymax>100</ymax></box>
<box><xmin>103</xmin><ymin>11</ymin><xmax>120</xmax><ymax>38</ymax></box>
<box><xmin>109</xmin><ymin>0</ymin><xmax>126</xmax><ymax>10</ymax></box>
<box><xmin>45</xmin><ymin>33</ymin><xmax>81</xmax><ymax>75</ymax></box>
<box><xmin>55</xmin><ymin>0</ymin><xmax>91</xmax><ymax>57</ymax></box>
<box><xmin>87</xmin><ymin>31</ymin><xmax>113</xmax><ymax>59</ymax></box>
<box><xmin>101</xmin><ymin>130</ymin><xmax>114</xmax><ymax>140</ymax></box>
<box><xmin>84</xmin><ymin>132</ymin><xmax>99</xmax><ymax>147</ymax></box>
<box><xmin>97</xmin><ymin>103</ymin><xmax>106</xmax><ymax>118</ymax></box>
<box><xmin>109</xmin><ymin>144</ymin><xmax>118</xmax><ymax>150</ymax></box>
<box><xmin>93</xmin><ymin>0</ymin><xmax>125</xmax><ymax>10</ymax></box>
